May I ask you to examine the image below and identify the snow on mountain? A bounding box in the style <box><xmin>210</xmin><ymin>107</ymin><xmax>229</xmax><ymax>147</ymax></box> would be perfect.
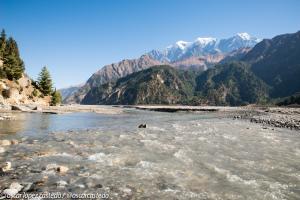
<box><xmin>237</xmin><ymin>32</ymin><xmax>251</xmax><ymax>40</ymax></box>
<box><xmin>148</xmin><ymin>33</ymin><xmax>260</xmax><ymax>62</ymax></box>
<box><xmin>173</xmin><ymin>40</ymin><xmax>191</xmax><ymax>50</ymax></box>
<box><xmin>194</xmin><ymin>37</ymin><xmax>217</xmax><ymax>47</ymax></box>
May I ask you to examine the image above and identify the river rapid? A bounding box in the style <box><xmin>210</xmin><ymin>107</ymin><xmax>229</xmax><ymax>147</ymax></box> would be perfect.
<box><xmin>0</xmin><ymin>108</ymin><xmax>299</xmax><ymax>199</ymax></box>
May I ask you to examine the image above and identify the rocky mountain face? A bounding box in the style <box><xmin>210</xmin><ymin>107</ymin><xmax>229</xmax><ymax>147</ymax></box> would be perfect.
<box><xmin>242</xmin><ymin>31</ymin><xmax>300</xmax><ymax>98</ymax></box>
<box><xmin>195</xmin><ymin>62</ymin><xmax>269</xmax><ymax>105</ymax></box>
<box><xmin>64</xmin><ymin>33</ymin><xmax>259</xmax><ymax>104</ymax></box>
<box><xmin>63</xmin><ymin>55</ymin><xmax>161</xmax><ymax>103</ymax></box>
<box><xmin>59</xmin><ymin>84</ymin><xmax>83</xmax><ymax>100</ymax></box>
<box><xmin>81</xmin><ymin>65</ymin><xmax>197</xmax><ymax>105</ymax></box>
<box><xmin>81</xmin><ymin>62</ymin><xmax>269</xmax><ymax>106</ymax></box>
<box><xmin>0</xmin><ymin>59</ymin><xmax>50</xmax><ymax>107</ymax></box>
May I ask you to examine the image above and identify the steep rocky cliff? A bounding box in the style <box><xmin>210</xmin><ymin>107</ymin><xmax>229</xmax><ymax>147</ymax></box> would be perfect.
<box><xmin>0</xmin><ymin>60</ymin><xmax>50</xmax><ymax>107</ymax></box>
<box><xmin>64</xmin><ymin>55</ymin><xmax>162</xmax><ymax>103</ymax></box>
<box><xmin>81</xmin><ymin>65</ymin><xmax>196</xmax><ymax>105</ymax></box>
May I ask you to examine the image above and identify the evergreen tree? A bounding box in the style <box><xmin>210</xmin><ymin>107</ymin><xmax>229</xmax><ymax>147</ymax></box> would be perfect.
<box><xmin>0</xmin><ymin>29</ymin><xmax>6</xmax><ymax>59</ymax></box>
<box><xmin>38</xmin><ymin>66</ymin><xmax>53</xmax><ymax>95</ymax></box>
<box><xmin>3</xmin><ymin>37</ymin><xmax>25</xmax><ymax>80</ymax></box>
<box><xmin>51</xmin><ymin>89</ymin><xmax>62</xmax><ymax>106</ymax></box>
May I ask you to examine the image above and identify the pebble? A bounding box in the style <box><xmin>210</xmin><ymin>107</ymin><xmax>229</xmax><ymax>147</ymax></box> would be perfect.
<box><xmin>10</xmin><ymin>139</ymin><xmax>19</xmax><ymax>145</ymax></box>
<box><xmin>10</xmin><ymin>182</ymin><xmax>23</xmax><ymax>192</ymax></box>
<box><xmin>75</xmin><ymin>184</ymin><xmax>85</xmax><ymax>189</ymax></box>
<box><xmin>22</xmin><ymin>182</ymin><xmax>33</xmax><ymax>192</ymax></box>
<box><xmin>45</xmin><ymin>163</ymin><xmax>58</xmax><ymax>171</ymax></box>
<box><xmin>44</xmin><ymin>164</ymin><xmax>69</xmax><ymax>173</ymax></box>
<box><xmin>121</xmin><ymin>187</ymin><xmax>132</xmax><ymax>197</ymax></box>
<box><xmin>56</xmin><ymin>180</ymin><xmax>68</xmax><ymax>188</ymax></box>
<box><xmin>1</xmin><ymin>182</ymin><xmax>23</xmax><ymax>198</ymax></box>
<box><xmin>57</xmin><ymin>166</ymin><xmax>69</xmax><ymax>173</ymax></box>
<box><xmin>1</xmin><ymin>161</ymin><xmax>12</xmax><ymax>171</ymax></box>
<box><xmin>2</xmin><ymin>188</ymin><xmax>19</xmax><ymax>197</ymax></box>
<box><xmin>0</xmin><ymin>147</ymin><xmax>5</xmax><ymax>153</ymax></box>
<box><xmin>0</xmin><ymin>139</ymin><xmax>11</xmax><ymax>146</ymax></box>
<box><xmin>138</xmin><ymin>124</ymin><xmax>147</xmax><ymax>128</ymax></box>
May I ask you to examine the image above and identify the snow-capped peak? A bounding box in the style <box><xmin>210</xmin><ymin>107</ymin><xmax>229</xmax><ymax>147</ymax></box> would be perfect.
<box><xmin>174</xmin><ymin>40</ymin><xmax>190</xmax><ymax>49</ymax></box>
<box><xmin>236</xmin><ymin>32</ymin><xmax>251</xmax><ymax>40</ymax></box>
<box><xmin>194</xmin><ymin>37</ymin><xmax>217</xmax><ymax>46</ymax></box>
<box><xmin>147</xmin><ymin>33</ymin><xmax>260</xmax><ymax>62</ymax></box>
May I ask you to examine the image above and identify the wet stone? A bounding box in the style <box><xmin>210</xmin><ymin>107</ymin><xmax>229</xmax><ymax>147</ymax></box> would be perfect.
<box><xmin>56</xmin><ymin>180</ymin><xmax>68</xmax><ymax>188</ymax></box>
<box><xmin>0</xmin><ymin>139</ymin><xmax>11</xmax><ymax>146</ymax></box>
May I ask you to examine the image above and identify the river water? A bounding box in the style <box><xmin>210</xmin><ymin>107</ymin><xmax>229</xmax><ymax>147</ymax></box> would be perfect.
<box><xmin>0</xmin><ymin>108</ymin><xmax>299</xmax><ymax>199</ymax></box>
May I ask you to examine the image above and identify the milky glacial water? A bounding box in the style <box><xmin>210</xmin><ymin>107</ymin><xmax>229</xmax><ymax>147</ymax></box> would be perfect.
<box><xmin>0</xmin><ymin>108</ymin><xmax>300</xmax><ymax>199</ymax></box>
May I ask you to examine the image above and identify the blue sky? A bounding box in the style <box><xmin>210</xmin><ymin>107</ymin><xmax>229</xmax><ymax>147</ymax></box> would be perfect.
<box><xmin>1</xmin><ymin>0</ymin><xmax>299</xmax><ymax>88</ymax></box>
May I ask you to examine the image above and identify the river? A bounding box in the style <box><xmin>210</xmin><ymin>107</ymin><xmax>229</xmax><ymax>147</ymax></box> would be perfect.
<box><xmin>0</xmin><ymin>108</ymin><xmax>299</xmax><ymax>199</ymax></box>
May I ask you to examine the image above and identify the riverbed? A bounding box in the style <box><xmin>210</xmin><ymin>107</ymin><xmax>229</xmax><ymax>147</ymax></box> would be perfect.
<box><xmin>0</xmin><ymin>107</ymin><xmax>299</xmax><ymax>199</ymax></box>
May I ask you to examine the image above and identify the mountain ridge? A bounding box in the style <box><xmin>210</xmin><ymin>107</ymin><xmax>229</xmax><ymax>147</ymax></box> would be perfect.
<box><xmin>78</xmin><ymin>30</ymin><xmax>300</xmax><ymax>106</ymax></box>
<box><xmin>63</xmin><ymin>33</ymin><xmax>259</xmax><ymax>103</ymax></box>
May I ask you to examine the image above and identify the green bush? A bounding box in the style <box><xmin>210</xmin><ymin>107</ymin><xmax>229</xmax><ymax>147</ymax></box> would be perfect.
<box><xmin>32</xmin><ymin>88</ymin><xmax>38</xmax><ymax>97</ymax></box>
<box><xmin>50</xmin><ymin>90</ymin><xmax>62</xmax><ymax>106</ymax></box>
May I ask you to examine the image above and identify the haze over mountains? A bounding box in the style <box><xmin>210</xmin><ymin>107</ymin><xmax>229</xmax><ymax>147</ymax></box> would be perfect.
<box><xmin>63</xmin><ymin>33</ymin><xmax>261</xmax><ymax>104</ymax></box>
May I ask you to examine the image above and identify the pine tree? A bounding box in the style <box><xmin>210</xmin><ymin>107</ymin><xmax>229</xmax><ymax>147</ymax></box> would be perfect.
<box><xmin>50</xmin><ymin>89</ymin><xmax>62</xmax><ymax>106</ymax></box>
<box><xmin>0</xmin><ymin>29</ymin><xmax>6</xmax><ymax>59</ymax></box>
<box><xmin>3</xmin><ymin>37</ymin><xmax>25</xmax><ymax>80</ymax></box>
<box><xmin>38</xmin><ymin>66</ymin><xmax>53</xmax><ymax>95</ymax></box>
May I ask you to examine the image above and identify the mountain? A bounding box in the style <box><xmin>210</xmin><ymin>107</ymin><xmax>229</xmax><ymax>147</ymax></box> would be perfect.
<box><xmin>243</xmin><ymin>31</ymin><xmax>300</xmax><ymax>98</ymax></box>
<box><xmin>59</xmin><ymin>84</ymin><xmax>83</xmax><ymax>100</ymax></box>
<box><xmin>147</xmin><ymin>33</ymin><xmax>260</xmax><ymax>62</ymax></box>
<box><xmin>195</xmin><ymin>62</ymin><xmax>269</xmax><ymax>106</ymax></box>
<box><xmin>81</xmin><ymin>62</ymin><xmax>269</xmax><ymax>106</ymax></box>
<box><xmin>64</xmin><ymin>55</ymin><xmax>161</xmax><ymax>103</ymax></box>
<box><xmin>64</xmin><ymin>33</ymin><xmax>260</xmax><ymax>104</ymax></box>
<box><xmin>81</xmin><ymin>65</ymin><xmax>197</xmax><ymax>105</ymax></box>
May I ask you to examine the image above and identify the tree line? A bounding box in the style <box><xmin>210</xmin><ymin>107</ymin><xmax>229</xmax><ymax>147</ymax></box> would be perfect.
<box><xmin>0</xmin><ymin>29</ymin><xmax>61</xmax><ymax>105</ymax></box>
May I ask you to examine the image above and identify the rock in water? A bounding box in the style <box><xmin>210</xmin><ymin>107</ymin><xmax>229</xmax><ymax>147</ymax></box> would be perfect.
<box><xmin>0</xmin><ymin>147</ymin><xmax>5</xmax><ymax>153</ymax></box>
<box><xmin>56</xmin><ymin>180</ymin><xmax>68</xmax><ymax>188</ymax></box>
<box><xmin>9</xmin><ymin>182</ymin><xmax>23</xmax><ymax>192</ymax></box>
<box><xmin>33</xmin><ymin>106</ymin><xmax>42</xmax><ymax>111</ymax></box>
<box><xmin>57</xmin><ymin>166</ymin><xmax>69</xmax><ymax>173</ymax></box>
<box><xmin>2</xmin><ymin>188</ymin><xmax>19</xmax><ymax>198</ymax></box>
<box><xmin>2</xmin><ymin>161</ymin><xmax>12</xmax><ymax>171</ymax></box>
<box><xmin>0</xmin><ymin>140</ymin><xmax>11</xmax><ymax>146</ymax></box>
<box><xmin>138</xmin><ymin>124</ymin><xmax>147</xmax><ymax>128</ymax></box>
<box><xmin>10</xmin><ymin>139</ymin><xmax>19</xmax><ymax>145</ymax></box>
<box><xmin>11</xmin><ymin>105</ymin><xmax>31</xmax><ymax>111</ymax></box>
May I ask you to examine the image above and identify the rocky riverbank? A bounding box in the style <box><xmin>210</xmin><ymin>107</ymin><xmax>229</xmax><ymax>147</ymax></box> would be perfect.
<box><xmin>0</xmin><ymin>104</ymin><xmax>124</xmax><ymax>116</ymax></box>
<box><xmin>131</xmin><ymin>105</ymin><xmax>300</xmax><ymax>130</ymax></box>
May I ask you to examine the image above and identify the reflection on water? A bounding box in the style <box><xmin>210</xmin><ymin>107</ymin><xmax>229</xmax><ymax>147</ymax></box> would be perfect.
<box><xmin>0</xmin><ymin>113</ymin><xmax>28</xmax><ymax>134</ymax></box>
<box><xmin>0</xmin><ymin>109</ymin><xmax>299</xmax><ymax>199</ymax></box>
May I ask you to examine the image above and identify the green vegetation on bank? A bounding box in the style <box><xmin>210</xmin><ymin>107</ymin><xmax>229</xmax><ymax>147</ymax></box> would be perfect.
<box><xmin>0</xmin><ymin>29</ymin><xmax>62</xmax><ymax>106</ymax></box>
<box><xmin>37</xmin><ymin>66</ymin><xmax>53</xmax><ymax>96</ymax></box>
<box><xmin>276</xmin><ymin>93</ymin><xmax>300</xmax><ymax>106</ymax></box>
<box><xmin>51</xmin><ymin>89</ymin><xmax>62</xmax><ymax>106</ymax></box>
<box><xmin>35</xmin><ymin>66</ymin><xmax>61</xmax><ymax>105</ymax></box>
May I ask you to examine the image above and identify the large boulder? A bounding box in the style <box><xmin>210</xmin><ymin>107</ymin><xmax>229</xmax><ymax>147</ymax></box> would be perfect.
<box><xmin>11</xmin><ymin>105</ymin><xmax>31</xmax><ymax>111</ymax></box>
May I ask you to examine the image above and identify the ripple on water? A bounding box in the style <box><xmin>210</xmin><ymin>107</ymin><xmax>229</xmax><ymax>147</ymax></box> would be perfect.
<box><xmin>211</xmin><ymin>165</ymin><xmax>259</xmax><ymax>188</ymax></box>
<box><xmin>88</xmin><ymin>152</ymin><xmax>139</xmax><ymax>167</ymax></box>
<box><xmin>140</xmin><ymin>139</ymin><xmax>176</xmax><ymax>152</ymax></box>
<box><xmin>173</xmin><ymin>149</ymin><xmax>193</xmax><ymax>165</ymax></box>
